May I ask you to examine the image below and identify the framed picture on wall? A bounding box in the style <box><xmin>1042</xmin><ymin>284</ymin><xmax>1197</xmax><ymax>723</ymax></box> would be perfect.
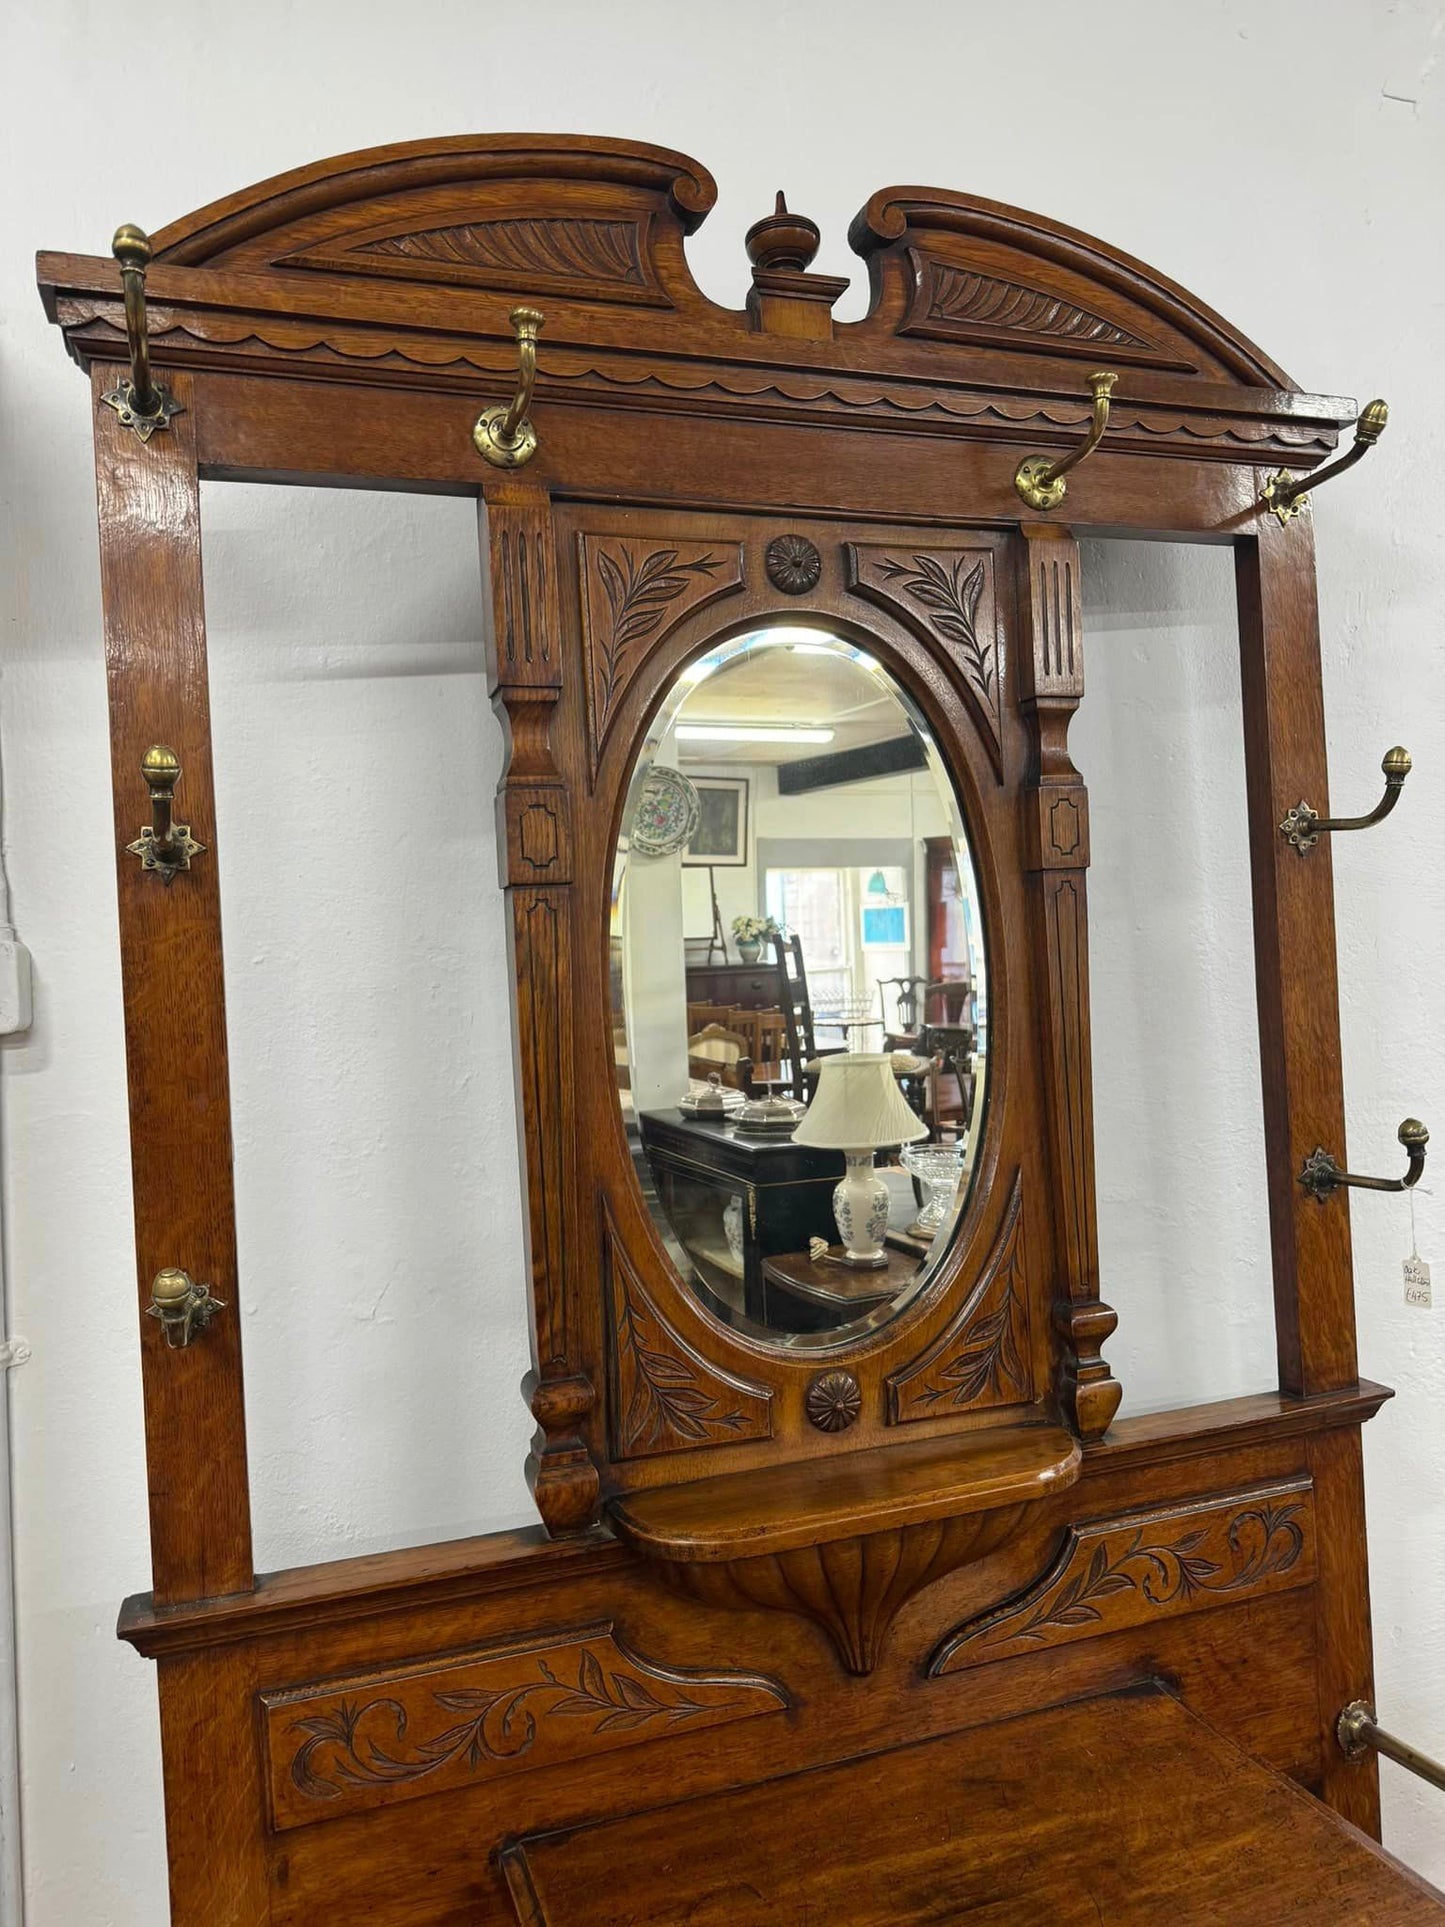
<box><xmin>683</xmin><ymin>776</ymin><xmax>750</xmax><ymax>866</ymax></box>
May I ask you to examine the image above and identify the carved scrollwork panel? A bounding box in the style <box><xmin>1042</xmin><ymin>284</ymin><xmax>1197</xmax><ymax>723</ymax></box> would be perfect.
<box><xmin>846</xmin><ymin>543</ymin><xmax>1003</xmax><ymax>776</ymax></box>
<box><xmin>887</xmin><ymin>1172</ymin><xmax>1033</xmax><ymax>1423</ymax></box>
<box><xmin>605</xmin><ymin>1207</ymin><xmax>772</xmax><ymax>1458</ymax></box>
<box><xmin>262</xmin><ymin>1621</ymin><xmax>788</xmax><ymax>1830</ymax></box>
<box><xmin>578</xmin><ymin>536</ymin><xmax>745</xmax><ymax>774</ymax></box>
<box><xmin>930</xmin><ymin>1477</ymin><xmax>1315</xmax><ymax>1675</ymax></box>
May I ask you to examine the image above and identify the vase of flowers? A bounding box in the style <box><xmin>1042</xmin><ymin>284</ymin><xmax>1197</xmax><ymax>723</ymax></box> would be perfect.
<box><xmin>731</xmin><ymin>914</ymin><xmax>778</xmax><ymax>965</ymax></box>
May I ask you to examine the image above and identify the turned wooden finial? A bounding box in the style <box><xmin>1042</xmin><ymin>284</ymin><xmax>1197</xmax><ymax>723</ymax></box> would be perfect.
<box><xmin>744</xmin><ymin>190</ymin><xmax>822</xmax><ymax>273</ymax></box>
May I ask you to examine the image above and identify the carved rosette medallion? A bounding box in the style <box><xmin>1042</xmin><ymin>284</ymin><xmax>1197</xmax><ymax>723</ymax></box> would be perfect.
<box><xmin>262</xmin><ymin>1623</ymin><xmax>787</xmax><ymax>1830</ymax></box>
<box><xmin>765</xmin><ymin>533</ymin><xmax>822</xmax><ymax>595</ymax></box>
<box><xmin>930</xmin><ymin>1478</ymin><xmax>1316</xmax><ymax>1675</ymax></box>
<box><xmin>805</xmin><ymin>1370</ymin><xmax>861</xmax><ymax>1432</ymax></box>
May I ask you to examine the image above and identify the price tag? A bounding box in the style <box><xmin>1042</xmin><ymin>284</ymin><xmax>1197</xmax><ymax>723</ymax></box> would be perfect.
<box><xmin>1404</xmin><ymin>1253</ymin><xmax>1432</xmax><ymax>1308</ymax></box>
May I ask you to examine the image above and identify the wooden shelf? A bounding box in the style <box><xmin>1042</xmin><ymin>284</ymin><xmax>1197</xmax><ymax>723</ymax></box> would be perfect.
<box><xmin>611</xmin><ymin>1423</ymin><xmax>1079</xmax><ymax>1563</ymax></box>
<box><xmin>610</xmin><ymin>1425</ymin><xmax>1080</xmax><ymax>1674</ymax></box>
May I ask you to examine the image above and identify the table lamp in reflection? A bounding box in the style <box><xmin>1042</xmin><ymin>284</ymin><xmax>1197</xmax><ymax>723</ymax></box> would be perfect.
<box><xmin>792</xmin><ymin>1053</ymin><xmax>928</xmax><ymax>1268</ymax></box>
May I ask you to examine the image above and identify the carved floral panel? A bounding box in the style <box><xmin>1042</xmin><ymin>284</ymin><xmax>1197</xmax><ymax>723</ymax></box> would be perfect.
<box><xmin>931</xmin><ymin>1477</ymin><xmax>1315</xmax><ymax>1675</ymax></box>
<box><xmin>263</xmin><ymin>1622</ymin><xmax>787</xmax><ymax>1830</ymax></box>
<box><xmin>606</xmin><ymin>1208</ymin><xmax>772</xmax><ymax>1458</ymax></box>
<box><xmin>846</xmin><ymin>544</ymin><xmax>1002</xmax><ymax>775</ymax></box>
<box><xmin>578</xmin><ymin>536</ymin><xmax>745</xmax><ymax>773</ymax></box>
<box><xmin>887</xmin><ymin>1172</ymin><xmax>1032</xmax><ymax>1422</ymax></box>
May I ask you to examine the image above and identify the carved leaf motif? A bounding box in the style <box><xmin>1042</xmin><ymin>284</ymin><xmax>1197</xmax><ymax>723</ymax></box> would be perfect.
<box><xmin>923</xmin><ymin>263</ymin><xmax>1150</xmax><ymax>350</ymax></box>
<box><xmin>847</xmin><ymin>544</ymin><xmax>1002</xmax><ymax>774</ymax></box>
<box><xmin>932</xmin><ymin>1481</ymin><xmax>1315</xmax><ymax>1675</ymax></box>
<box><xmin>888</xmin><ymin>1173</ymin><xmax>1032</xmax><ymax>1421</ymax></box>
<box><xmin>279</xmin><ymin>1632</ymin><xmax>785</xmax><ymax>1820</ymax></box>
<box><xmin>616</xmin><ymin>1292</ymin><xmax>746</xmax><ymax>1452</ymax></box>
<box><xmin>580</xmin><ymin>538</ymin><xmax>743</xmax><ymax>771</ymax></box>
<box><xmin>357</xmin><ymin>217</ymin><xmax>647</xmax><ymax>288</ymax></box>
<box><xmin>605</xmin><ymin>1215</ymin><xmax>771</xmax><ymax>1458</ymax></box>
<box><xmin>877</xmin><ymin>553</ymin><xmax>991</xmax><ymax>697</ymax></box>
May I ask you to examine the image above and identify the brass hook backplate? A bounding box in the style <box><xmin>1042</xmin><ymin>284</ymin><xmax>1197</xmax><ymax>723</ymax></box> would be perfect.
<box><xmin>1263</xmin><ymin>397</ymin><xmax>1388</xmax><ymax>525</ymax></box>
<box><xmin>100</xmin><ymin>225</ymin><xmax>184</xmax><ymax>443</ymax></box>
<box><xmin>1015</xmin><ymin>370</ymin><xmax>1117</xmax><ymax>512</ymax></box>
<box><xmin>473</xmin><ymin>306</ymin><xmax>545</xmax><ymax>468</ymax></box>
<box><xmin>148</xmin><ymin>1268</ymin><xmax>225</xmax><ymax>1349</ymax></box>
<box><xmin>1280</xmin><ymin>745</ymin><xmax>1411</xmax><ymax>854</ymax></box>
<box><xmin>1299</xmin><ymin>1118</ymin><xmax>1428</xmax><ymax>1201</ymax></box>
<box><xmin>127</xmin><ymin>744</ymin><xmax>205</xmax><ymax>883</ymax></box>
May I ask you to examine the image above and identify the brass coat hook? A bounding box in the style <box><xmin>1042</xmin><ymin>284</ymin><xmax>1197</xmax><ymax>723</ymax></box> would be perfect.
<box><xmin>1280</xmin><ymin>746</ymin><xmax>1411</xmax><ymax>854</ymax></box>
<box><xmin>1263</xmin><ymin>398</ymin><xmax>1388</xmax><ymax>525</ymax></box>
<box><xmin>148</xmin><ymin>1268</ymin><xmax>225</xmax><ymax>1349</ymax></box>
<box><xmin>1015</xmin><ymin>371</ymin><xmax>1118</xmax><ymax>512</ymax></box>
<box><xmin>126</xmin><ymin>745</ymin><xmax>205</xmax><ymax>882</ymax></box>
<box><xmin>100</xmin><ymin>225</ymin><xmax>183</xmax><ymax>443</ymax></box>
<box><xmin>1299</xmin><ymin>1118</ymin><xmax>1428</xmax><ymax>1202</ymax></box>
<box><xmin>473</xmin><ymin>306</ymin><xmax>545</xmax><ymax>468</ymax></box>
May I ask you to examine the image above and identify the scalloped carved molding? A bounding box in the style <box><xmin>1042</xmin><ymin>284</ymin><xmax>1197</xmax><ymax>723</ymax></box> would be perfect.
<box><xmin>57</xmin><ymin>308</ymin><xmax>1336</xmax><ymax>459</ymax></box>
<box><xmin>263</xmin><ymin>1621</ymin><xmax>787</xmax><ymax>1830</ymax></box>
<box><xmin>930</xmin><ymin>1478</ymin><xmax>1315</xmax><ymax>1675</ymax></box>
<box><xmin>579</xmin><ymin>536</ymin><xmax>745</xmax><ymax>773</ymax></box>
<box><xmin>605</xmin><ymin>1210</ymin><xmax>772</xmax><ymax>1458</ymax></box>
<box><xmin>887</xmin><ymin>1172</ymin><xmax>1032</xmax><ymax>1422</ymax></box>
<box><xmin>847</xmin><ymin>543</ymin><xmax>1002</xmax><ymax>775</ymax></box>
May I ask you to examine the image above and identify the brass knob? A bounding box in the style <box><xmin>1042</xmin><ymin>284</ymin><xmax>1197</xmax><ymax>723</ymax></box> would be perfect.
<box><xmin>1399</xmin><ymin>1119</ymin><xmax>1429</xmax><ymax>1149</ymax></box>
<box><xmin>147</xmin><ymin>1267</ymin><xmax>224</xmax><ymax>1348</ymax></box>
<box><xmin>111</xmin><ymin>222</ymin><xmax>153</xmax><ymax>271</ymax></box>
<box><xmin>141</xmin><ymin>744</ymin><xmax>181</xmax><ymax>797</ymax></box>
<box><xmin>1383</xmin><ymin>746</ymin><xmax>1412</xmax><ymax>781</ymax></box>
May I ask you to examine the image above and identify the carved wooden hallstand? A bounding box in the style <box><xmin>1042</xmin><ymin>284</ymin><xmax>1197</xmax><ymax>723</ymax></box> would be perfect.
<box><xmin>37</xmin><ymin>136</ymin><xmax>1443</xmax><ymax>1922</ymax></box>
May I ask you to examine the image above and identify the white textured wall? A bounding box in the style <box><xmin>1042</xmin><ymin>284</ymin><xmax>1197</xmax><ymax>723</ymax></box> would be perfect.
<box><xmin>1</xmin><ymin>1</ymin><xmax>1442</xmax><ymax>1916</ymax></box>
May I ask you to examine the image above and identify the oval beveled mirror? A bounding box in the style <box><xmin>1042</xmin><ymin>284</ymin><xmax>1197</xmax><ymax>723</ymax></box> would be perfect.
<box><xmin>611</xmin><ymin>624</ymin><xmax>989</xmax><ymax>1349</ymax></box>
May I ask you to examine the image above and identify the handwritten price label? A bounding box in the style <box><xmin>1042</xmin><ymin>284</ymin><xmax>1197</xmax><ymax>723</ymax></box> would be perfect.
<box><xmin>1404</xmin><ymin>1254</ymin><xmax>1432</xmax><ymax>1309</ymax></box>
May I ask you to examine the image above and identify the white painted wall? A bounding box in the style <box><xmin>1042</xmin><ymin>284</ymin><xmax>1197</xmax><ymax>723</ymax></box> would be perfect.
<box><xmin>1</xmin><ymin>1</ymin><xmax>1442</xmax><ymax>1916</ymax></box>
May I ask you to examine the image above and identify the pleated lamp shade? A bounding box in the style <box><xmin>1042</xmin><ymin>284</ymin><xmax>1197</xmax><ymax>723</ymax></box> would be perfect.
<box><xmin>793</xmin><ymin>1053</ymin><xmax>929</xmax><ymax>1152</ymax></box>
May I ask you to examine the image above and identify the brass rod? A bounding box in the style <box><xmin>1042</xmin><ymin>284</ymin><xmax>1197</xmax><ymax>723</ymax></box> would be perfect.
<box><xmin>1264</xmin><ymin>399</ymin><xmax>1388</xmax><ymax>522</ymax></box>
<box><xmin>1310</xmin><ymin>748</ymin><xmax>1411</xmax><ymax>834</ymax></box>
<box><xmin>500</xmin><ymin>306</ymin><xmax>543</xmax><ymax>445</ymax></box>
<box><xmin>1338</xmin><ymin>1702</ymin><xmax>1445</xmax><ymax>1795</ymax></box>
<box><xmin>1038</xmin><ymin>370</ymin><xmax>1116</xmax><ymax>487</ymax></box>
<box><xmin>111</xmin><ymin>224</ymin><xmax>157</xmax><ymax>415</ymax></box>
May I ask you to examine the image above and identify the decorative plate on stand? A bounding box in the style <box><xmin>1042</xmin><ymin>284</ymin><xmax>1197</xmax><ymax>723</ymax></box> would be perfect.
<box><xmin>630</xmin><ymin>766</ymin><xmax>701</xmax><ymax>857</ymax></box>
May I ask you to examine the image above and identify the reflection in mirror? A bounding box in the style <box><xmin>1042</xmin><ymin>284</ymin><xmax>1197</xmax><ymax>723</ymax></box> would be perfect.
<box><xmin>612</xmin><ymin>626</ymin><xmax>989</xmax><ymax>1349</ymax></box>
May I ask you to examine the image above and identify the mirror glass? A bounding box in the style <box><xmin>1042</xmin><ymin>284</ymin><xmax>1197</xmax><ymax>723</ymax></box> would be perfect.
<box><xmin>611</xmin><ymin>625</ymin><xmax>989</xmax><ymax>1349</ymax></box>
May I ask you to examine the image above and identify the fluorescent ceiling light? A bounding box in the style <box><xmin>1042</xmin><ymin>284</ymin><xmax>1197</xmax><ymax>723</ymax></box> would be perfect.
<box><xmin>676</xmin><ymin>724</ymin><xmax>835</xmax><ymax>744</ymax></box>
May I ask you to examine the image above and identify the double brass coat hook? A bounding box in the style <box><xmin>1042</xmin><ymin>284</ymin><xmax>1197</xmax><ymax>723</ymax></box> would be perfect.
<box><xmin>1299</xmin><ymin>1118</ymin><xmax>1429</xmax><ymax>1202</ymax></box>
<box><xmin>100</xmin><ymin>225</ymin><xmax>183</xmax><ymax>443</ymax></box>
<box><xmin>1015</xmin><ymin>371</ymin><xmax>1118</xmax><ymax>512</ymax></box>
<box><xmin>473</xmin><ymin>306</ymin><xmax>545</xmax><ymax>468</ymax></box>
<box><xmin>1280</xmin><ymin>746</ymin><xmax>1411</xmax><ymax>854</ymax></box>
<box><xmin>126</xmin><ymin>745</ymin><xmax>205</xmax><ymax>882</ymax></box>
<box><xmin>1263</xmin><ymin>398</ymin><xmax>1388</xmax><ymax>525</ymax></box>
